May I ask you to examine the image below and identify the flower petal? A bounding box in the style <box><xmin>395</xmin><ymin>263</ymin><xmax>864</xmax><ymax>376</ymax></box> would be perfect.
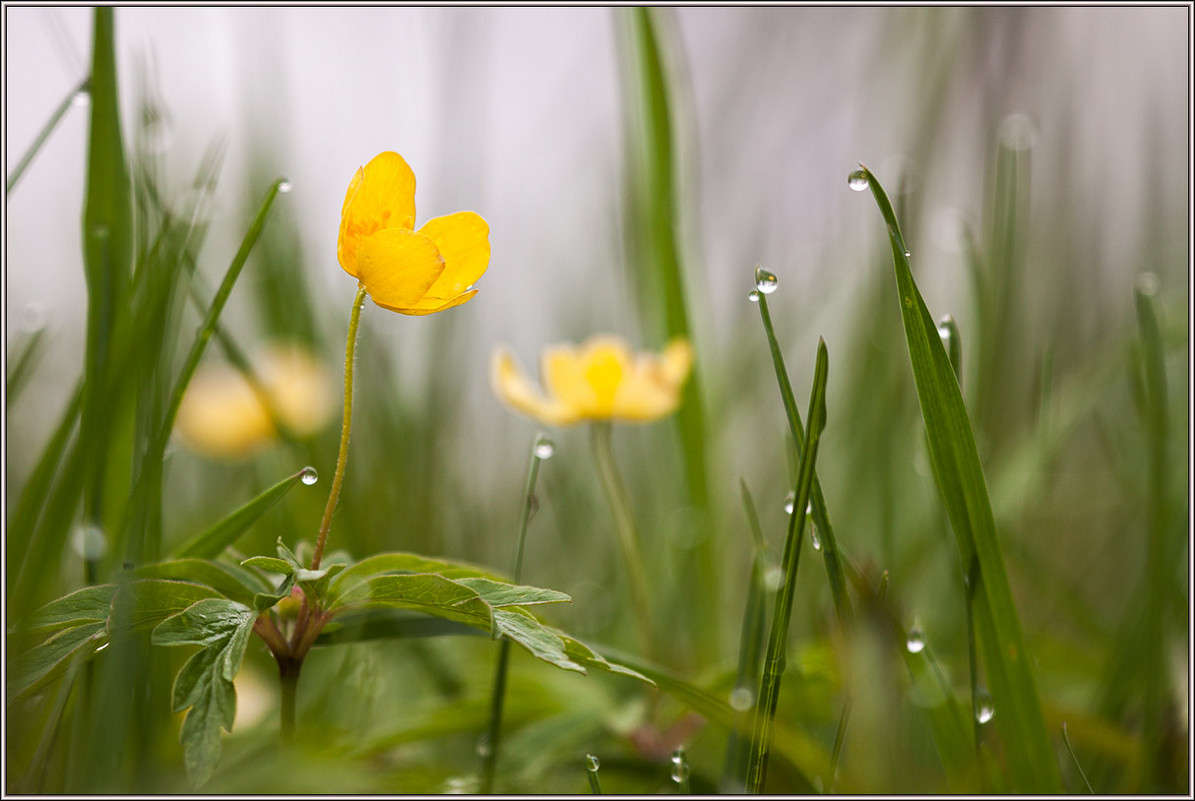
<box><xmin>417</xmin><ymin>212</ymin><xmax>491</xmax><ymax>301</ymax></box>
<box><xmin>383</xmin><ymin>289</ymin><xmax>480</xmax><ymax>317</ymax></box>
<box><xmin>338</xmin><ymin>152</ymin><xmax>417</xmax><ymax>277</ymax></box>
<box><xmin>356</xmin><ymin>228</ymin><xmax>445</xmax><ymax>312</ymax></box>
<box><xmin>491</xmin><ymin>348</ymin><xmax>579</xmax><ymax>426</ymax></box>
<box><xmin>176</xmin><ymin>365</ymin><xmax>274</xmax><ymax>458</ymax></box>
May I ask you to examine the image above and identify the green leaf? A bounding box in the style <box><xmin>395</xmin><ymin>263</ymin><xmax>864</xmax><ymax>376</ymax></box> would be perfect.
<box><xmin>327</xmin><ymin>551</ymin><xmax>509</xmax><ymax>603</ymax></box>
<box><xmin>7</xmin><ymin>622</ymin><xmax>107</xmax><ymax>704</ymax></box>
<box><xmin>19</xmin><ymin>585</ymin><xmax>116</xmax><ymax>633</ymax></box>
<box><xmin>172</xmin><ymin>469</ymin><xmax>312</xmax><ymax>560</ymax></box>
<box><xmin>135</xmin><ymin>559</ymin><xmax>270</xmax><ymax>607</ymax></box>
<box><xmin>240</xmin><ymin>556</ymin><xmax>294</xmax><ymax>576</ymax></box>
<box><xmin>492</xmin><ymin>609</ymin><xmax>584</xmax><ymax>674</ymax></box>
<box><xmin>151</xmin><ymin>598</ymin><xmax>256</xmax><ymax>787</ymax></box>
<box><xmin>857</xmin><ymin>165</ymin><xmax>1061</xmax><ymax>791</ymax></box>
<box><xmin>453</xmin><ymin>577</ymin><xmax>572</xmax><ymax>608</ymax></box>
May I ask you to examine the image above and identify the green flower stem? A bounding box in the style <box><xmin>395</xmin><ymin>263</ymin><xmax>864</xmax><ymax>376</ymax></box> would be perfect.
<box><xmin>277</xmin><ymin>656</ymin><xmax>300</xmax><ymax>743</ymax></box>
<box><xmin>480</xmin><ymin>432</ymin><xmax>551</xmax><ymax>794</ymax></box>
<box><xmin>310</xmin><ymin>284</ymin><xmax>368</xmax><ymax>572</ymax></box>
<box><xmin>590</xmin><ymin>421</ymin><xmax>654</xmax><ymax>660</ymax></box>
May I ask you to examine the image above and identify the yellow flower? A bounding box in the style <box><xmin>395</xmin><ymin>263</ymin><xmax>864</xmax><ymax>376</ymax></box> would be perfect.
<box><xmin>176</xmin><ymin>343</ymin><xmax>335</xmax><ymax>458</ymax></box>
<box><xmin>491</xmin><ymin>335</ymin><xmax>693</xmax><ymax>426</ymax></box>
<box><xmin>338</xmin><ymin>151</ymin><xmax>490</xmax><ymax>315</ymax></box>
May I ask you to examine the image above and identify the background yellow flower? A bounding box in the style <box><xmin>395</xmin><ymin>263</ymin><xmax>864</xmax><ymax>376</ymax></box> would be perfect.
<box><xmin>337</xmin><ymin>151</ymin><xmax>490</xmax><ymax>316</ymax></box>
<box><xmin>175</xmin><ymin>343</ymin><xmax>335</xmax><ymax>458</ymax></box>
<box><xmin>491</xmin><ymin>335</ymin><xmax>692</xmax><ymax>426</ymax></box>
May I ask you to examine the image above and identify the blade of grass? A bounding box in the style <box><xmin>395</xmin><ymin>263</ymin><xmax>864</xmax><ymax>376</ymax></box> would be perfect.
<box><xmin>7</xmin><ymin>75</ymin><xmax>91</xmax><ymax>194</ymax></box>
<box><xmin>854</xmin><ymin>165</ymin><xmax>1061</xmax><ymax>791</ymax></box>
<box><xmin>746</xmin><ymin>338</ymin><xmax>829</xmax><ymax>793</ymax></box>
<box><xmin>6</xmin><ymin>327</ymin><xmax>49</xmax><ymax>404</ymax></box>
<box><xmin>619</xmin><ymin>7</ymin><xmax>717</xmax><ymax>660</ymax></box>
<box><xmin>754</xmin><ymin>283</ymin><xmax>853</xmax><ymax>629</ymax></box>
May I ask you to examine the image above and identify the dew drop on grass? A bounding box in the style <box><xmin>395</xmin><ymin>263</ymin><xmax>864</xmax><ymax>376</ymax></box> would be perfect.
<box><xmin>443</xmin><ymin>776</ymin><xmax>478</xmax><ymax>794</ymax></box>
<box><xmin>764</xmin><ymin>566</ymin><xmax>785</xmax><ymax>590</ymax></box>
<box><xmin>747</xmin><ymin>289</ymin><xmax>761</xmax><ymax>303</ymax></box>
<box><xmin>810</xmin><ymin>524</ymin><xmax>822</xmax><ymax>551</ymax></box>
<box><xmin>1135</xmin><ymin>272</ymin><xmax>1160</xmax><ymax>296</ymax></box>
<box><xmin>300</xmin><ymin>466</ymin><xmax>318</xmax><ymax>485</ymax></box>
<box><xmin>729</xmin><ymin>686</ymin><xmax>754</xmax><ymax>711</ymax></box>
<box><xmin>534</xmin><ymin>438</ymin><xmax>556</xmax><ymax>460</ymax></box>
<box><xmin>975</xmin><ymin>689</ymin><xmax>995</xmax><ymax>724</ymax></box>
<box><xmin>671</xmin><ymin>749</ymin><xmax>690</xmax><ymax>784</ymax></box>
<box><xmin>847</xmin><ymin>169</ymin><xmax>870</xmax><ymax>191</ymax></box>
<box><xmin>906</xmin><ymin>627</ymin><xmax>926</xmax><ymax>654</ymax></box>
<box><xmin>783</xmin><ymin>491</ymin><xmax>796</xmax><ymax>515</ymax></box>
<box><xmin>586</xmin><ymin>754</ymin><xmax>600</xmax><ymax>772</ymax></box>
<box><xmin>754</xmin><ymin>265</ymin><xmax>779</xmax><ymax>294</ymax></box>
<box><xmin>71</xmin><ymin>524</ymin><xmax>108</xmax><ymax>561</ymax></box>
<box><xmin>475</xmin><ymin>736</ymin><xmax>491</xmax><ymax>758</ymax></box>
<box><xmin>278</xmin><ymin>179</ymin><xmax>293</xmax><ymax>194</ymax></box>
<box><xmin>19</xmin><ymin>302</ymin><xmax>48</xmax><ymax>333</ymax></box>
<box><xmin>72</xmin><ymin>90</ymin><xmax>91</xmax><ymax>107</ymax></box>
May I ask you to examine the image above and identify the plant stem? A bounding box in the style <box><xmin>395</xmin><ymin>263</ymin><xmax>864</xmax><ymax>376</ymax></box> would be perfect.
<box><xmin>480</xmin><ymin>433</ymin><xmax>550</xmax><ymax>794</ymax></box>
<box><xmin>590</xmin><ymin>421</ymin><xmax>654</xmax><ymax>660</ymax></box>
<box><xmin>311</xmin><ymin>284</ymin><xmax>367</xmax><ymax>571</ymax></box>
<box><xmin>277</xmin><ymin>656</ymin><xmax>301</xmax><ymax>743</ymax></box>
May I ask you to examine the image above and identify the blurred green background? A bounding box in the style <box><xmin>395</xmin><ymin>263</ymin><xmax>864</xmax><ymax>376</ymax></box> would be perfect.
<box><xmin>4</xmin><ymin>6</ymin><xmax>1189</xmax><ymax>794</ymax></box>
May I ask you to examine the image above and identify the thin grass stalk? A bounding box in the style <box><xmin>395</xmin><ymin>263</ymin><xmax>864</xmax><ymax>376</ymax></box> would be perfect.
<box><xmin>746</xmin><ymin>339</ymin><xmax>829</xmax><ymax>794</ymax></box>
<box><xmin>6</xmin><ymin>76</ymin><xmax>91</xmax><ymax>194</ymax></box>
<box><xmin>479</xmin><ymin>432</ymin><xmax>551</xmax><ymax>794</ymax></box>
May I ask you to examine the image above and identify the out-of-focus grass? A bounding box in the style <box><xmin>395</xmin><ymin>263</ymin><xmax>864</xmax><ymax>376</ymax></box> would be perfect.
<box><xmin>5</xmin><ymin>7</ymin><xmax>1188</xmax><ymax>795</ymax></box>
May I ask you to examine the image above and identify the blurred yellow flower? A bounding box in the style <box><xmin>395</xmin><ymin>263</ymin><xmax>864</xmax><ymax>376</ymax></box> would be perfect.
<box><xmin>338</xmin><ymin>151</ymin><xmax>490</xmax><ymax>315</ymax></box>
<box><xmin>491</xmin><ymin>335</ymin><xmax>692</xmax><ymax>426</ymax></box>
<box><xmin>176</xmin><ymin>344</ymin><xmax>335</xmax><ymax>458</ymax></box>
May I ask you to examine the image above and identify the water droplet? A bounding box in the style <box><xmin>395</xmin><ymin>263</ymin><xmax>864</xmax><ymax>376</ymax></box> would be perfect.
<box><xmin>754</xmin><ymin>265</ymin><xmax>779</xmax><ymax>294</ymax></box>
<box><xmin>763</xmin><ymin>566</ymin><xmax>785</xmax><ymax>590</ymax></box>
<box><xmin>475</xmin><ymin>735</ymin><xmax>491</xmax><ymax>758</ymax></box>
<box><xmin>95</xmin><ymin>642</ymin><xmax>110</xmax><ymax>653</ymax></box>
<box><xmin>937</xmin><ymin>320</ymin><xmax>953</xmax><ymax>348</ymax></box>
<box><xmin>783</xmin><ymin>491</ymin><xmax>796</xmax><ymax>515</ymax></box>
<box><xmin>906</xmin><ymin>626</ymin><xmax>926</xmax><ymax>654</ymax></box>
<box><xmin>534</xmin><ymin>438</ymin><xmax>555</xmax><ymax>460</ymax></box>
<box><xmin>278</xmin><ymin>179</ymin><xmax>293</xmax><ymax>194</ymax></box>
<box><xmin>72</xmin><ymin>90</ymin><xmax>92</xmax><ymax>107</ymax></box>
<box><xmin>903</xmin><ymin>249</ymin><xmax>911</xmax><ymax>259</ymax></box>
<box><xmin>810</xmin><ymin>524</ymin><xmax>822</xmax><ymax>551</ymax></box>
<box><xmin>975</xmin><ymin>689</ymin><xmax>995</xmax><ymax>724</ymax></box>
<box><xmin>300</xmin><ymin>466</ymin><xmax>318</xmax><ymax>485</ymax></box>
<box><xmin>71</xmin><ymin>524</ymin><xmax>108</xmax><ymax>561</ymax></box>
<box><xmin>586</xmin><ymin>754</ymin><xmax>600</xmax><ymax>772</ymax></box>
<box><xmin>1136</xmin><ymin>272</ymin><xmax>1160</xmax><ymax>296</ymax></box>
<box><xmin>847</xmin><ymin>169</ymin><xmax>870</xmax><ymax>191</ymax></box>
<box><xmin>729</xmin><ymin>686</ymin><xmax>754</xmax><ymax>711</ymax></box>
<box><xmin>805</xmin><ymin>501</ymin><xmax>813</xmax><ymax>516</ymax></box>
<box><xmin>670</xmin><ymin>748</ymin><xmax>690</xmax><ymax>784</ymax></box>
<box><xmin>19</xmin><ymin>302</ymin><xmax>48</xmax><ymax>333</ymax></box>
<box><xmin>443</xmin><ymin>776</ymin><xmax>478</xmax><ymax>794</ymax></box>
<box><xmin>998</xmin><ymin>113</ymin><xmax>1037</xmax><ymax>152</ymax></box>
<box><xmin>747</xmin><ymin>289</ymin><xmax>761</xmax><ymax>303</ymax></box>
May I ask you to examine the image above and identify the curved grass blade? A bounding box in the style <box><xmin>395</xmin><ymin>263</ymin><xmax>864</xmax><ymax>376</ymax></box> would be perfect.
<box><xmin>855</xmin><ymin>165</ymin><xmax>1060</xmax><ymax>791</ymax></box>
<box><xmin>746</xmin><ymin>338</ymin><xmax>829</xmax><ymax>793</ymax></box>
<box><xmin>172</xmin><ymin>467</ymin><xmax>314</xmax><ymax>560</ymax></box>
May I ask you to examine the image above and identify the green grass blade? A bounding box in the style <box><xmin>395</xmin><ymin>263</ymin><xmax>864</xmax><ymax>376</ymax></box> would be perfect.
<box><xmin>755</xmin><ymin>287</ymin><xmax>853</xmax><ymax>628</ymax></box>
<box><xmin>6</xmin><ymin>327</ymin><xmax>49</xmax><ymax>404</ymax></box>
<box><xmin>7</xmin><ymin>76</ymin><xmax>91</xmax><ymax>195</ymax></box>
<box><xmin>619</xmin><ymin>7</ymin><xmax>717</xmax><ymax>659</ymax></box>
<box><xmin>746</xmin><ymin>338</ymin><xmax>829</xmax><ymax>793</ymax></box>
<box><xmin>172</xmin><ymin>467</ymin><xmax>315</xmax><ymax>559</ymax></box>
<box><xmin>854</xmin><ymin>165</ymin><xmax>1060</xmax><ymax>791</ymax></box>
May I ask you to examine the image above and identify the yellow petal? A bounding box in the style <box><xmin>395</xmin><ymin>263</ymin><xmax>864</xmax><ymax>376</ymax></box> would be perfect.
<box><xmin>542</xmin><ymin>345</ymin><xmax>597</xmax><ymax>416</ymax></box>
<box><xmin>491</xmin><ymin>348</ymin><xmax>579</xmax><ymax>426</ymax></box>
<box><xmin>417</xmin><ymin>212</ymin><xmax>490</xmax><ymax>301</ymax></box>
<box><xmin>257</xmin><ymin>344</ymin><xmax>336</xmax><ymax>435</ymax></box>
<box><xmin>383</xmin><ymin>289</ymin><xmax>480</xmax><ymax>316</ymax></box>
<box><xmin>356</xmin><ymin>228</ymin><xmax>446</xmax><ymax>312</ymax></box>
<box><xmin>338</xmin><ymin>152</ymin><xmax>417</xmax><ymax>277</ymax></box>
<box><xmin>176</xmin><ymin>365</ymin><xmax>274</xmax><ymax>458</ymax></box>
<box><xmin>660</xmin><ymin>338</ymin><xmax>693</xmax><ymax>386</ymax></box>
<box><xmin>610</xmin><ymin>339</ymin><xmax>691</xmax><ymax>421</ymax></box>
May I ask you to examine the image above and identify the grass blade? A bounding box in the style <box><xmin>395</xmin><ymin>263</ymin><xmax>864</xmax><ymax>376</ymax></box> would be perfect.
<box><xmin>854</xmin><ymin>165</ymin><xmax>1060</xmax><ymax>791</ymax></box>
<box><xmin>7</xmin><ymin>75</ymin><xmax>91</xmax><ymax>195</ymax></box>
<box><xmin>746</xmin><ymin>338</ymin><xmax>829</xmax><ymax>793</ymax></box>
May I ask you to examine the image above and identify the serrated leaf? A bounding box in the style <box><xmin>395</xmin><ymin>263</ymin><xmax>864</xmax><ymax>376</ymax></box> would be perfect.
<box><xmin>327</xmin><ymin>551</ymin><xmax>507</xmax><ymax>604</ymax></box>
<box><xmin>152</xmin><ymin>598</ymin><xmax>255</xmax><ymax>787</ymax></box>
<box><xmin>19</xmin><ymin>585</ymin><xmax>116</xmax><ymax>633</ymax></box>
<box><xmin>454</xmin><ymin>577</ymin><xmax>572</xmax><ymax>608</ymax></box>
<box><xmin>491</xmin><ymin>608</ymin><xmax>584</xmax><ymax>674</ymax></box>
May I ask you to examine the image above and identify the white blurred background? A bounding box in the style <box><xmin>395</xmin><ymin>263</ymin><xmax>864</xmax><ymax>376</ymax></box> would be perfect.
<box><xmin>5</xmin><ymin>6</ymin><xmax>1189</xmax><ymax>464</ymax></box>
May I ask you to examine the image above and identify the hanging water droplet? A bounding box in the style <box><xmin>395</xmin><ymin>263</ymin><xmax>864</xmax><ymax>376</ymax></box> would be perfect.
<box><xmin>783</xmin><ymin>491</ymin><xmax>796</xmax><ymax>515</ymax></box>
<box><xmin>975</xmin><ymin>689</ymin><xmax>995</xmax><ymax>724</ymax></box>
<box><xmin>747</xmin><ymin>289</ymin><xmax>761</xmax><ymax>303</ymax></box>
<box><xmin>728</xmin><ymin>686</ymin><xmax>754</xmax><ymax>711</ymax></box>
<box><xmin>71</xmin><ymin>524</ymin><xmax>108</xmax><ymax>561</ymax></box>
<box><xmin>937</xmin><ymin>319</ymin><xmax>952</xmax><ymax>347</ymax></box>
<box><xmin>300</xmin><ymin>466</ymin><xmax>318</xmax><ymax>485</ymax></box>
<box><xmin>810</xmin><ymin>524</ymin><xmax>822</xmax><ymax>551</ymax></box>
<box><xmin>754</xmin><ymin>265</ymin><xmax>779</xmax><ymax>294</ymax></box>
<box><xmin>586</xmin><ymin>754</ymin><xmax>601</xmax><ymax>772</ymax></box>
<box><xmin>72</xmin><ymin>89</ymin><xmax>92</xmax><ymax>107</ymax></box>
<box><xmin>1135</xmin><ymin>272</ymin><xmax>1160</xmax><ymax>296</ymax></box>
<box><xmin>534</xmin><ymin>438</ymin><xmax>556</xmax><ymax>460</ymax></box>
<box><xmin>764</xmin><ymin>566</ymin><xmax>785</xmax><ymax>590</ymax></box>
<box><xmin>670</xmin><ymin>748</ymin><xmax>690</xmax><ymax>784</ymax></box>
<box><xmin>847</xmin><ymin>169</ymin><xmax>870</xmax><ymax>191</ymax></box>
<box><xmin>475</xmin><ymin>735</ymin><xmax>492</xmax><ymax>758</ymax></box>
<box><xmin>278</xmin><ymin>179</ymin><xmax>293</xmax><ymax>194</ymax></box>
<box><xmin>906</xmin><ymin>626</ymin><xmax>926</xmax><ymax>654</ymax></box>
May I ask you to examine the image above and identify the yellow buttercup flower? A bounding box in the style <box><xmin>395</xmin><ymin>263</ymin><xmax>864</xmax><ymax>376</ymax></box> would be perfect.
<box><xmin>491</xmin><ymin>335</ymin><xmax>693</xmax><ymax>426</ymax></box>
<box><xmin>176</xmin><ymin>343</ymin><xmax>335</xmax><ymax>458</ymax></box>
<box><xmin>338</xmin><ymin>151</ymin><xmax>490</xmax><ymax>315</ymax></box>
